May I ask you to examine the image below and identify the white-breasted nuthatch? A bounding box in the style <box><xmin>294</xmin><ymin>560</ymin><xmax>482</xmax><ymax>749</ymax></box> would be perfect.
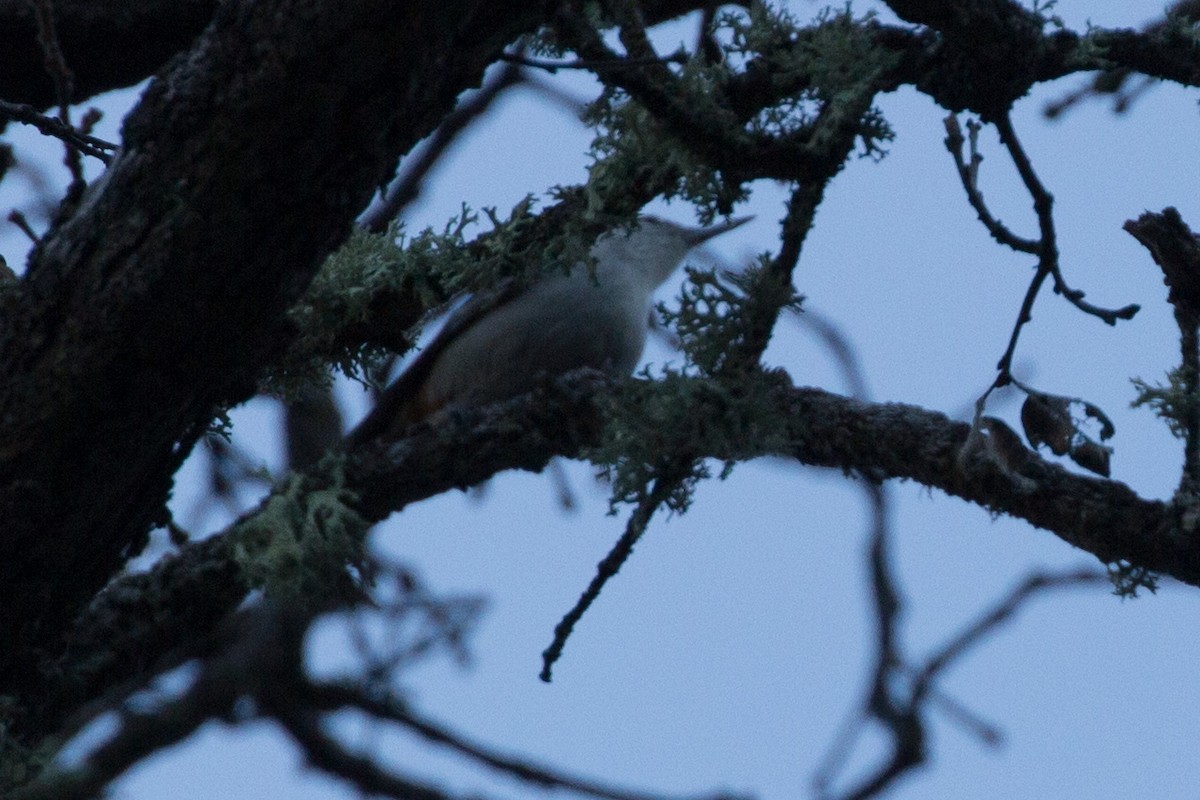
<box><xmin>347</xmin><ymin>215</ymin><xmax>749</xmax><ymax>445</ymax></box>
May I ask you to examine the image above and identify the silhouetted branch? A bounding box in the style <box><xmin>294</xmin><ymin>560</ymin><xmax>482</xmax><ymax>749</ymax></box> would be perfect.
<box><xmin>540</xmin><ymin>462</ymin><xmax>691</xmax><ymax>681</ymax></box>
<box><xmin>815</xmin><ymin>563</ymin><xmax>1106</xmax><ymax>800</ymax></box>
<box><xmin>962</xmin><ymin>111</ymin><xmax>1139</xmax><ymax>405</ymax></box>
<box><xmin>361</xmin><ymin>58</ymin><xmax>526</xmax><ymax>234</ymax></box>
<box><xmin>0</xmin><ymin>99</ymin><xmax>115</xmax><ymax>163</ymax></box>
<box><xmin>1124</xmin><ymin>208</ymin><xmax>1200</xmax><ymax>495</ymax></box>
<box><xmin>943</xmin><ymin>115</ymin><xmax>1037</xmax><ymax>254</ymax></box>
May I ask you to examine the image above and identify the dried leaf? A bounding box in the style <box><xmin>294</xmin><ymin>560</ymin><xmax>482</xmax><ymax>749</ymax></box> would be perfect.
<box><xmin>1021</xmin><ymin>393</ymin><xmax>1072</xmax><ymax>455</ymax></box>
<box><xmin>1070</xmin><ymin>439</ymin><xmax>1112</xmax><ymax>477</ymax></box>
<box><xmin>1079</xmin><ymin>400</ymin><xmax>1116</xmax><ymax>441</ymax></box>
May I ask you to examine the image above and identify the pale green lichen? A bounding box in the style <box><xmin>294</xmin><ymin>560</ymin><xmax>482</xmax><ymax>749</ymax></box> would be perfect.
<box><xmin>662</xmin><ymin>261</ymin><xmax>803</xmax><ymax>377</ymax></box>
<box><xmin>1131</xmin><ymin>367</ymin><xmax>1195</xmax><ymax>439</ymax></box>
<box><xmin>590</xmin><ymin>369</ymin><xmax>795</xmax><ymax>515</ymax></box>
<box><xmin>269</xmin><ymin>199</ymin><xmax>604</xmax><ymax>398</ymax></box>
<box><xmin>229</xmin><ymin>462</ymin><xmax>368</xmax><ymax>609</ymax></box>
<box><xmin>583</xmin><ymin>4</ymin><xmax>894</xmax><ymax>223</ymax></box>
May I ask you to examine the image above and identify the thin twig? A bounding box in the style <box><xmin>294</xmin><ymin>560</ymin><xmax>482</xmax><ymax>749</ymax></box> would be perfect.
<box><xmin>0</xmin><ymin>99</ymin><xmax>115</xmax><ymax>164</ymax></box>
<box><xmin>915</xmin><ymin>680</ymin><xmax>1003</xmax><ymax>746</ymax></box>
<box><xmin>1123</xmin><ymin>208</ymin><xmax>1200</xmax><ymax>493</ymax></box>
<box><xmin>13</xmin><ymin>608</ymin><xmax>286</xmax><ymax>800</ymax></box>
<box><xmin>28</xmin><ymin>0</ymin><xmax>88</xmax><ymax>184</ymax></box>
<box><xmin>519</xmin><ymin>73</ymin><xmax>589</xmax><ymax>116</ymax></box>
<box><xmin>807</xmin><ymin>320</ymin><xmax>1105</xmax><ymax>798</ymax></box>
<box><xmin>27</xmin><ymin>0</ymin><xmax>74</xmax><ymax>113</ymax></box>
<box><xmin>1044</xmin><ymin>0</ymin><xmax>1200</xmax><ymax>118</ymax></box>
<box><xmin>8</xmin><ymin>210</ymin><xmax>40</xmax><ymax>243</ymax></box>
<box><xmin>309</xmin><ymin>683</ymin><xmax>741</xmax><ymax>800</ymax></box>
<box><xmin>790</xmin><ymin>307</ymin><xmax>870</xmax><ymax>400</ymax></box>
<box><xmin>814</xmin><ymin>480</ymin><xmax>923</xmax><ymax>800</ymax></box>
<box><xmin>1174</xmin><ymin>314</ymin><xmax>1200</xmax><ymax>498</ymax></box>
<box><xmin>991</xmin><ymin>252</ymin><xmax>1052</xmax><ymax>387</ymax></box>
<box><xmin>986</xmin><ymin>111</ymin><xmax>1137</xmax><ymax>391</ymax></box>
<box><xmin>816</xmin><ymin>563</ymin><xmax>1108</xmax><ymax>800</ymax></box>
<box><xmin>360</xmin><ymin>61</ymin><xmax>524</xmax><ymax>233</ymax></box>
<box><xmin>943</xmin><ymin>115</ymin><xmax>1038</xmax><ymax>254</ymax></box>
<box><xmin>540</xmin><ymin>467</ymin><xmax>686</xmax><ymax>681</ymax></box>
<box><xmin>995</xmin><ymin>113</ymin><xmax>1137</xmax><ymax>326</ymax></box>
<box><xmin>497</xmin><ymin>50</ymin><xmax>687</xmax><ymax>73</ymax></box>
<box><xmin>276</xmin><ymin>705</ymin><xmax>461</xmax><ymax>800</ymax></box>
<box><xmin>915</xmin><ymin>569</ymin><xmax>1106</xmax><ymax>686</ymax></box>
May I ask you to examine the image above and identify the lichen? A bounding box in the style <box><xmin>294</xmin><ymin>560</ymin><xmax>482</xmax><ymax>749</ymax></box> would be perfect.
<box><xmin>229</xmin><ymin>460</ymin><xmax>368</xmax><ymax>609</ymax></box>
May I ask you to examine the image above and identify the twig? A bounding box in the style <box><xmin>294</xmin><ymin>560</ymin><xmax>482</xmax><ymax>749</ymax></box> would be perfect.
<box><xmin>815</xmin><ymin>561</ymin><xmax>1106</xmax><ymax>800</ymax></box>
<box><xmin>1123</xmin><ymin>208</ymin><xmax>1200</xmax><ymax>495</ymax></box>
<box><xmin>810</xmin><ymin>318</ymin><xmax>1105</xmax><ymax>798</ymax></box>
<box><xmin>519</xmin><ymin>73</ymin><xmax>589</xmax><ymax>117</ymax></box>
<box><xmin>995</xmin><ymin>113</ymin><xmax>1138</xmax><ymax>326</ymax></box>
<box><xmin>804</xmin><ymin>313</ymin><xmax>893</xmax><ymax>795</ymax></box>
<box><xmin>308</xmin><ymin>683</ymin><xmax>741</xmax><ymax>800</ymax></box>
<box><xmin>28</xmin><ymin>0</ymin><xmax>87</xmax><ymax>184</ymax></box>
<box><xmin>915</xmin><ymin>569</ymin><xmax>1106</xmax><ymax>688</ymax></box>
<box><xmin>28</xmin><ymin>0</ymin><xmax>74</xmax><ymax>113</ymax></box>
<box><xmin>12</xmin><ymin>607</ymin><xmax>288</xmax><ymax>800</ymax></box>
<box><xmin>1044</xmin><ymin>1</ymin><xmax>1200</xmax><ymax>118</ymax></box>
<box><xmin>549</xmin><ymin>1</ymin><xmax>825</xmax><ymax>185</ymax></box>
<box><xmin>8</xmin><ymin>210</ymin><xmax>40</xmax><ymax>243</ymax></box>
<box><xmin>696</xmin><ymin>4</ymin><xmax>724</xmax><ymax>65</ymax></box>
<box><xmin>497</xmin><ymin>51</ymin><xmax>686</xmax><ymax>73</ymax></box>
<box><xmin>1172</xmin><ymin>305</ymin><xmax>1197</xmax><ymax>496</ymax></box>
<box><xmin>0</xmin><ymin>99</ymin><xmax>115</xmax><ymax>163</ymax></box>
<box><xmin>943</xmin><ymin>115</ymin><xmax>1038</xmax><ymax>254</ymax></box>
<box><xmin>984</xmin><ymin>111</ymin><xmax>1137</xmax><ymax>392</ymax></box>
<box><xmin>345</xmin><ymin>560</ymin><xmax>484</xmax><ymax>681</ymax></box>
<box><xmin>789</xmin><ymin>307</ymin><xmax>870</xmax><ymax>400</ymax></box>
<box><xmin>275</xmin><ymin>705</ymin><xmax>462</xmax><ymax>800</ymax></box>
<box><xmin>360</xmin><ymin>59</ymin><xmax>524</xmax><ymax>233</ymax></box>
<box><xmin>813</xmin><ymin>481</ymin><xmax>923</xmax><ymax>800</ymax></box>
<box><xmin>540</xmin><ymin>466</ymin><xmax>687</xmax><ymax>681</ymax></box>
<box><xmin>991</xmin><ymin>248</ymin><xmax>1051</xmax><ymax>388</ymax></box>
<box><xmin>609</xmin><ymin>0</ymin><xmax>658</xmax><ymax>62</ymax></box>
<box><xmin>729</xmin><ymin>168</ymin><xmax>821</xmax><ymax>368</ymax></box>
<box><xmin>914</xmin><ymin>681</ymin><xmax>1003</xmax><ymax>746</ymax></box>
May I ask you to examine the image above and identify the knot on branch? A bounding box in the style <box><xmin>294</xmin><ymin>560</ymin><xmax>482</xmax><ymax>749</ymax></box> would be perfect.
<box><xmin>908</xmin><ymin>1</ymin><xmax>1047</xmax><ymax>119</ymax></box>
<box><xmin>1124</xmin><ymin>207</ymin><xmax>1200</xmax><ymax>324</ymax></box>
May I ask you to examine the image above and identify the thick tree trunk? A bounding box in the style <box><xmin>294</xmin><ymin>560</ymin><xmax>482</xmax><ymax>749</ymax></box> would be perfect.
<box><xmin>0</xmin><ymin>0</ymin><xmax>550</xmax><ymax>728</ymax></box>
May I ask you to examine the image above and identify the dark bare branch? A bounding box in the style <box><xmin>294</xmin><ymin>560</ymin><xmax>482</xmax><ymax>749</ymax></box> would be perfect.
<box><xmin>0</xmin><ymin>0</ymin><xmax>568</xmax><ymax>748</ymax></box>
<box><xmin>0</xmin><ymin>0</ymin><xmax>217</xmax><ymax>108</ymax></box>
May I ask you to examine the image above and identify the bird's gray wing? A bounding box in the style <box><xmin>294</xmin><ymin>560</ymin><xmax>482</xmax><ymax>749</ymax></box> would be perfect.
<box><xmin>344</xmin><ymin>277</ymin><xmax>525</xmax><ymax>447</ymax></box>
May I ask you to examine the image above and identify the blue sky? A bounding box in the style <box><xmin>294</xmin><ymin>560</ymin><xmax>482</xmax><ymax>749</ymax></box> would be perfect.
<box><xmin>6</xmin><ymin>2</ymin><xmax>1198</xmax><ymax>798</ymax></box>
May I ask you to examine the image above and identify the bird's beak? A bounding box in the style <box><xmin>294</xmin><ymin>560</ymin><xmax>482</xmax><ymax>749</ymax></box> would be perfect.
<box><xmin>684</xmin><ymin>215</ymin><xmax>753</xmax><ymax>246</ymax></box>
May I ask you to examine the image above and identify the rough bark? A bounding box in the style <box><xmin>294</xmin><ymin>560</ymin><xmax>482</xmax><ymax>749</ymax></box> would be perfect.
<box><xmin>0</xmin><ymin>0</ymin><xmax>555</xmax><ymax>721</ymax></box>
<box><xmin>3</xmin><ymin>0</ymin><xmax>1199</xmax><ymax>774</ymax></box>
<box><xmin>0</xmin><ymin>0</ymin><xmax>216</xmax><ymax>108</ymax></box>
<box><xmin>51</xmin><ymin>368</ymin><xmax>1190</xmax><ymax>745</ymax></box>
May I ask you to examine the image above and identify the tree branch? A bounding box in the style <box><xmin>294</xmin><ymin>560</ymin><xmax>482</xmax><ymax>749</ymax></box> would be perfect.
<box><xmin>0</xmin><ymin>0</ymin><xmax>563</xmax><ymax>743</ymax></box>
<box><xmin>0</xmin><ymin>0</ymin><xmax>217</xmax><ymax>108</ymax></box>
<box><xmin>46</xmin><ymin>367</ymin><xmax>1191</xmax><ymax>756</ymax></box>
<box><xmin>8</xmin><ymin>0</ymin><xmax>1200</xmax><ymax>774</ymax></box>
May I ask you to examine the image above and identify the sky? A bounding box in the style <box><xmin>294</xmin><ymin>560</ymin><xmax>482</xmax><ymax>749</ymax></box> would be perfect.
<box><xmin>5</xmin><ymin>2</ymin><xmax>1199</xmax><ymax>799</ymax></box>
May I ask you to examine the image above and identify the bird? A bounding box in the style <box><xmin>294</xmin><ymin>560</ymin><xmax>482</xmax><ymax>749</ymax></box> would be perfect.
<box><xmin>346</xmin><ymin>215</ymin><xmax>750</xmax><ymax>446</ymax></box>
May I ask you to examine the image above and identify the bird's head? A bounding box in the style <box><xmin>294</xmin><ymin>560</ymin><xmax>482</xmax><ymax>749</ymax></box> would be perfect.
<box><xmin>595</xmin><ymin>215</ymin><xmax>752</xmax><ymax>289</ymax></box>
